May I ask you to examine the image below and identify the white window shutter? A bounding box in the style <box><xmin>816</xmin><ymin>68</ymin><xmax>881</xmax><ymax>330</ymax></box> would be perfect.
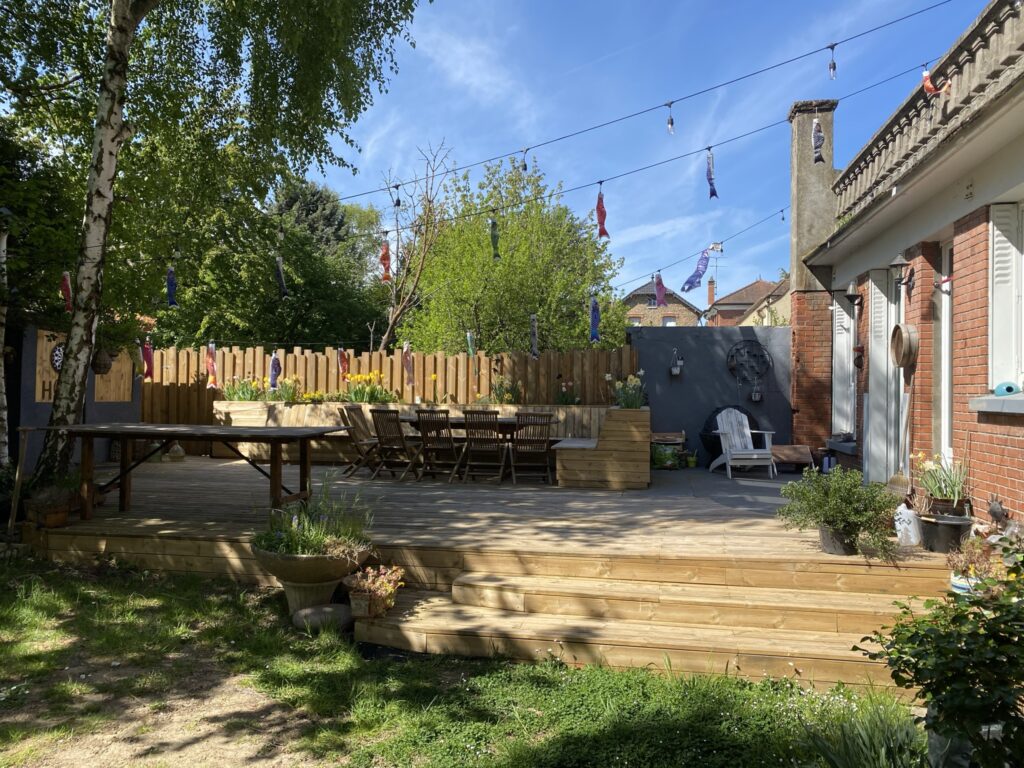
<box><xmin>989</xmin><ymin>204</ymin><xmax>1022</xmax><ymax>388</ymax></box>
<box><xmin>831</xmin><ymin>297</ymin><xmax>854</xmax><ymax>434</ymax></box>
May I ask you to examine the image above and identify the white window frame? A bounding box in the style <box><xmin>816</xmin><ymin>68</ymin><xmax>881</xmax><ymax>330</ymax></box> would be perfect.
<box><xmin>661</xmin><ymin>316</ymin><xmax>677</xmax><ymax>327</ymax></box>
<box><xmin>988</xmin><ymin>202</ymin><xmax>1023</xmax><ymax>389</ymax></box>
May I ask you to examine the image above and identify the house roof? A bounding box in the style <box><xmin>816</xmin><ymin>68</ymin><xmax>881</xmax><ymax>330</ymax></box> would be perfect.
<box><xmin>622</xmin><ymin>279</ymin><xmax>702</xmax><ymax>315</ymax></box>
<box><xmin>710</xmin><ymin>278</ymin><xmax>777</xmax><ymax>309</ymax></box>
<box><xmin>736</xmin><ymin>278</ymin><xmax>790</xmax><ymax>324</ymax></box>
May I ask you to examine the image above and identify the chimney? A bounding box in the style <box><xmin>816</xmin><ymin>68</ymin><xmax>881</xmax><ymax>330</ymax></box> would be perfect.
<box><xmin>788</xmin><ymin>100</ymin><xmax>838</xmax><ymax>291</ymax></box>
<box><xmin>707</xmin><ymin>277</ymin><xmax>716</xmax><ymax>308</ymax></box>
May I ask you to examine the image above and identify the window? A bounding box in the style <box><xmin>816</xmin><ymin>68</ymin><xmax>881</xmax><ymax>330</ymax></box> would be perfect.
<box><xmin>661</xmin><ymin>316</ymin><xmax>677</xmax><ymax>327</ymax></box>
<box><xmin>989</xmin><ymin>203</ymin><xmax>1023</xmax><ymax>389</ymax></box>
<box><xmin>646</xmin><ymin>297</ymin><xmax>658</xmax><ymax>308</ymax></box>
<box><xmin>627</xmin><ymin>316</ymin><xmax>642</xmax><ymax>326</ymax></box>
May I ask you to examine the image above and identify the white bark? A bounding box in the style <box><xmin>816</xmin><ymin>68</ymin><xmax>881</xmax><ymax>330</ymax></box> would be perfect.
<box><xmin>0</xmin><ymin>227</ymin><xmax>9</xmax><ymax>468</ymax></box>
<box><xmin>35</xmin><ymin>0</ymin><xmax>157</xmax><ymax>480</ymax></box>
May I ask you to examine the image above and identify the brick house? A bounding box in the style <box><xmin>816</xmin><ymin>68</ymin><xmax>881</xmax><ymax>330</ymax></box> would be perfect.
<box><xmin>705</xmin><ymin>277</ymin><xmax>777</xmax><ymax>327</ymax></box>
<box><xmin>737</xmin><ymin>278</ymin><xmax>791</xmax><ymax>327</ymax></box>
<box><xmin>622</xmin><ymin>279</ymin><xmax>702</xmax><ymax>327</ymax></box>
<box><xmin>789</xmin><ymin>0</ymin><xmax>1024</xmax><ymax>521</ymax></box>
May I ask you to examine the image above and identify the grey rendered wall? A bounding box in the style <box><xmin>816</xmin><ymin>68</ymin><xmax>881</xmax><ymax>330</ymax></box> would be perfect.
<box><xmin>628</xmin><ymin>326</ymin><xmax>792</xmax><ymax>462</ymax></box>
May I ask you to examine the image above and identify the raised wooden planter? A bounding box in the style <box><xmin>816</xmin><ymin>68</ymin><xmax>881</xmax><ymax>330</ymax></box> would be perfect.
<box><xmin>555</xmin><ymin>407</ymin><xmax>651</xmax><ymax>490</ymax></box>
<box><xmin>212</xmin><ymin>402</ymin><xmax>610</xmax><ymax>463</ymax></box>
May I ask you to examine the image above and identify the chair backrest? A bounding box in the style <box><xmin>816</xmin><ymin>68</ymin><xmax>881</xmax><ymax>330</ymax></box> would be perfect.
<box><xmin>370</xmin><ymin>409</ymin><xmax>407</xmax><ymax>449</ymax></box>
<box><xmin>716</xmin><ymin>408</ymin><xmax>753</xmax><ymax>452</ymax></box>
<box><xmin>464</xmin><ymin>410</ymin><xmax>502</xmax><ymax>456</ymax></box>
<box><xmin>344</xmin><ymin>404</ymin><xmax>374</xmax><ymax>442</ymax></box>
<box><xmin>416</xmin><ymin>409</ymin><xmax>456</xmax><ymax>452</ymax></box>
<box><xmin>514</xmin><ymin>411</ymin><xmax>553</xmax><ymax>457</ymax></box>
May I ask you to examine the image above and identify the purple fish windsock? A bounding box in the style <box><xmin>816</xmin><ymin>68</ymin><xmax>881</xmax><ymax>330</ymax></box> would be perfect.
<box><xmin>402</xmin><ymin>342</ymin><xmax>415</xmax><ymax>388</ymax></box>
<box><xmin>706</xmin><ymin>148</ymin><xmax>718</xmax><ymax>199</ymax></box>
<box><xmin>205</xmin><ymin>342</ymin><xmax>218</xmax><ymax>389</ymax></box>
<box><xmin>812</xmin><ymin>118</ymin><xmax>825</xmax><ymax>164</ymax></box>
<box><xmin>589</xmin><ymin>296</ymin><xmax>601</xmax><ymax>343</ymax></box>
<box><xmin>489</xmin><ymin>219</ymin><xmax>500</xmax><ymax>261</ymax></box>
<box><xmin>275</xmin><ymin>256</ymin><xmax>289</xmax><ymax>298</ymax></box>
<box><xmin>142</xmin><ymin>339</ymin><xmax>154</xmax><ymax>380</ymax></box>
<box><xmin>269</xmin><ymin>355</ymin><xmax>282</xmax><ymax>390</ymax></box>
<box><xmin>530</xmin><ymin>314</ymin><xmax>539</xmax><ymax>359</ymax></box>
<box><xmin>682</xmin><ymin>249</ymin><xmax>710</xmax><ymax>293</ymax></box>
<box><xmin>654</xmin><ymin>272</ymin><xmax>668</xmax><ymax>307</ymax></box>
<box><xmin>166</xmin><ymin>266</ymin><xmax>179</xmax><ymax>308</ymax></box>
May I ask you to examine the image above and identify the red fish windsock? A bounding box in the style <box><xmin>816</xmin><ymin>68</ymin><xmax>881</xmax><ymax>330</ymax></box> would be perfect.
<box><xmin>380</xmin><ymin>239</ymin><xmax>392</xmax><ymax>282</ymax></box>
<box><xmin>596</xmin><ymin>188</ymin><xmax>610</xmax><ymax>239</ymax></box>
<box><xmin>60</xmin><ymin>271</ymin><xmax>73</xmax><ymax>312</ymax></box>
<box><xmin>922</xmin><ymin>69</ymin><xmax>951</xmax><ymax>97</ymax></box>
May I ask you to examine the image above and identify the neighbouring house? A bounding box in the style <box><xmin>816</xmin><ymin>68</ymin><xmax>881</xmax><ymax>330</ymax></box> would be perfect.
<box><xmin>737</xmin><ymin>277</ymin><xmax>791</xmax><ymax>327</ymax></box>
<box><xmin>705</xmin><ymin>276</ymin><xmax>777</xmax><ymax>327</ymax></box>
<box><xmin>789</xmin><ymin>0</ymin><xmax>1024</xmax><ymax>521</ymax></box>
<box><xmin>621</xmin><ymin>278</ymin><xmax>702</xmax><ymax>327</ymax></box>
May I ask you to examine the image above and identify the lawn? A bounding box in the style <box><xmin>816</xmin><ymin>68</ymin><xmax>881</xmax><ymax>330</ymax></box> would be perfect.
<box><xmin>0</xmin><ymin>555</ymin><xmax>925</xmax><ymax>767</ymax></box>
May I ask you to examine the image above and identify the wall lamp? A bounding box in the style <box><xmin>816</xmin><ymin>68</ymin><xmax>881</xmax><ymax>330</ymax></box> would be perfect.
<box><xmin>890</xmin><ymin>251</ymin><xmax>915</xmax><ymax>293</ymax></box>
<box><xmin>843</xmin><ymin>280</ymin><xmax>863</xmax><ymax>307</ymax></box>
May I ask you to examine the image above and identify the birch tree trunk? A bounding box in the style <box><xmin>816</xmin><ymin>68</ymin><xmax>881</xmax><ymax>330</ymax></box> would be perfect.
<box><xmin>0</xmin><ymin>226</ymin><xmax>10</xmax><ymax>468</ymax></box>
<box><xmin>34</xmin><ymin>0</ymin><xmax>158</xmax><ymax>482</ymax></box>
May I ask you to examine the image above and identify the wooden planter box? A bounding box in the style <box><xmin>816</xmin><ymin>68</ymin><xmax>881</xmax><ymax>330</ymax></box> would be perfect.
<box><xmin>212</xmin><ymin>402</ymin><xmax>611</xmax><ymax>463</ymax></box>
<box><xmin>555</xmin><ymin>407</ymin><xmax>651</xmax><ymax>490</ymax></box>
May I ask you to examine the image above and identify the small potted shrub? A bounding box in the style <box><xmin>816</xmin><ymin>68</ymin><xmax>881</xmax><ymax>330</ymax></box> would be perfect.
<box><xmin>947</xmin><ymin>536</ymin><xmax>1003</xmax><ymax>595</ymax></box>
<box><xmin>250</xmin><ymin>481</ymin><xmax>372</xmax><ymax>615</ymax></box>
<box><xmin>777</xmin><ymin>466</ymin><xmax>900</xmax><ymax>558</ymax></box>
<box><xmin>344</xmin><ymin>565</ymin><xmax>405</xmax><ymax>618</ymax></box>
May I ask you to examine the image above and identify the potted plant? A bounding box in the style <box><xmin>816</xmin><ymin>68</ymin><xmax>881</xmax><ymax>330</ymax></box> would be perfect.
<box><xmin>23</xmin><ymin>473</ymin><xmax>81</xmax><ymax>528</ymax></box>
<box><xmin>777</xmin><ymin>466</ymin><xmax>900</xmax><ymax>558</ymax></box>
<box><xmin>913</xmin><ymin>453</ymin><xmax>972</xmax><ymax>553</ymax></box>
<box><xmin>605</xmin><ymin>370</ymin><xmax>646</xmax><ymax>409</ymax></box>
<box><xmin>250</xmin><ymin>481</ymin><xmax>372</xmax><ymax>616</ymax></box>
<box><xmin>947</xmin><ymin>535</ymin><xmax>1004</xmax><ymax>595</ymax></box>
<box><xmin>344</xmin><ymin>564</ymin><xmax>405</xmax><ymax>618</ymax></box>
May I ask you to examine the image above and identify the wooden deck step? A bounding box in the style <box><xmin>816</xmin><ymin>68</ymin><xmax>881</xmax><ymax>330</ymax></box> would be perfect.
<box><xmin>355</xmin><ymin>591</ymin><xmax>893</xmax><ymax>687</ymax></box>
<box><xmin>451</xmin><ymin>573</ymin><xmax>919</xmax><ymax>634</ymax></box>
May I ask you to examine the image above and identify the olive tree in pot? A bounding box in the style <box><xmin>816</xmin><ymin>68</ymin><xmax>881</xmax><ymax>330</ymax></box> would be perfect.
<box><xmin>777</xmin><ymin>466</ymin><xmax>900</xmax><ymax>558</ymax></box>
<box><xmin>860</xmin><ymin>530</ymin><xmax>1024</xmax><ymax>767</ymax></box>
<box><xmin>251</xmin><ymin>481</ymin><xmax>372</xmax><ymax>616</ymax></box>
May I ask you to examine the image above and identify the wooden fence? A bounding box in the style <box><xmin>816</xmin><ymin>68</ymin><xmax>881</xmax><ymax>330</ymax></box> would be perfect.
<box><xmin>142</xmin><ymin>345</ymin><xmax>637</xmax><ymax>445</ymax></box>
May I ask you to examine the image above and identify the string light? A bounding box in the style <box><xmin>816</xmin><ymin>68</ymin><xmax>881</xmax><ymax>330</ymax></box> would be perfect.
<box><xmin>665</xmin><ymin>102</ymin><xmax>675</xmax><ymax>135</ymax></box>
<box><xmin>779</xmin><ymin>209</ymin><xmax>785</xmax><ymax>223</ymax></box>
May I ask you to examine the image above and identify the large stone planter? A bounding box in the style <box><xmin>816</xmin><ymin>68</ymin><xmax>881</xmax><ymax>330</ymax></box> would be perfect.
<box><xmin>251</xmin><ymin>546</ymin><xmax>368</xmax><ymax>615</ymax></box>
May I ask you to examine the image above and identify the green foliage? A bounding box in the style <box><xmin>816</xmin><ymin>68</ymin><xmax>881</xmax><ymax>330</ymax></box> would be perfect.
<box><xmin>479</xmin><ymin>374</ymin><xmax>523</xmax><ymax>405</ymax></box>
<box><xmin>399</xmin><ymin>159</ymin><xmax>626</xmax><ymax>354</ymax></box>
<box><xmin>777</xmin><ymin>466</ymin><xmax>900</xmax><ymax>559</ymax></box>
<box><xmin>860</xmin><ymin>531</ymin><xmax>1024</xmax><ymax>767</ymax></box>
<box><xmin>799</xmin><ymin>693</ymin><xmax>927</xmax><ymax>767</ymax></box>
<box><xmin>608</xmin><ymin>371</ymin><xmax>646</xmax><ymax>408</ymax></box>
<box><xmin>912</xmin><ymin>452</ymin><xmax>968</xmax><ymax>506</ymax></box>
<box><xmin>221</xmin><ymin>375</ymin><xmax>302</xmax><ymax>402</ymax></box>
<box><xmin>251</xmin><ymin>482</ymin><xmax>372</xmax><ymax>558</ymax></box>
<box><xmin>553</xmin><ymin>378</ymin><xmax>580</xmax><ymax>405</ymax></box>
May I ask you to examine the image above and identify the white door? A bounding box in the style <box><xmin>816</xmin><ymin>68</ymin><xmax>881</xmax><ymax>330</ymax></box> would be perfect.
<box><xmin>939</xmin><ymin>242</ymin><xmax>953</xmax><ymax>463</ymax></box>
<box><xmin>865</xmin><ymin>269</ymin><xmax>900</xmax><ymax>482</ymax></box>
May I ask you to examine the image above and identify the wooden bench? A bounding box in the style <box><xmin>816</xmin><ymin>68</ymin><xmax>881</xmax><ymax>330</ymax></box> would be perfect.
<box><xmin>552</xmin><ymin>409</ymin><xmax>650</xmax><ymax>490</ymax></box>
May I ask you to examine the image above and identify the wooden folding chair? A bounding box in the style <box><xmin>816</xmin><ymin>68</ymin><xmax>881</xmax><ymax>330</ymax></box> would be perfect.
<box><xmin>415</xmin><ymin>409</ymin><xmax>466</xmax><ymax>483</ymax></box>
<box><xmin>510</xmin><ymin>411</ymin><xmax>554</xmax><ymax>485</ymax></box>
<box><xmin>369</xmin><ymin>408</ymin><xmax>422</xmax><ymax>481</ymax></box>
<box><xmin>341</xmin><ymin>404</ymin><xmax>381</xmax><ymax>477</ymax></box>
<box><xmin>462</xmin><ymin>410</ymin><xmax>507</xmax><ymax>484</ymax></box>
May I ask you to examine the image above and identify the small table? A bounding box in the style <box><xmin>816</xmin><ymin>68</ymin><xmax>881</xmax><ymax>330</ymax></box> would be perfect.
<box><xmin>36</xmin><ymin>423</ymin><xmax>350</xmax><ymax>517</ymax></box>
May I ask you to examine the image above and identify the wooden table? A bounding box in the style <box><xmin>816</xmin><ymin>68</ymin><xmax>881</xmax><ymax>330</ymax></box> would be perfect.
<box><xmin>399</xmin><ymin>414</ymin><xmax>557</xmax><ymax>439</ymax></box>
<box><xmin>36</xmin><ymin>423</ymin><xmax>350</xmax><ymax>517</ymax></box>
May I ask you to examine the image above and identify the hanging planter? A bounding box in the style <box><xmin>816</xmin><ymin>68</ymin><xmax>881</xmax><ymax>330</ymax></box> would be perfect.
<box><xmin>91</xmin><ymin>349</ymin><xmax>113</xmax><ymax>375</ymax></box>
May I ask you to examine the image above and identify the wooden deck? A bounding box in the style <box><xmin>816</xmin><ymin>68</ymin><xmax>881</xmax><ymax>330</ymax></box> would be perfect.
<box><xmin>25</xmin><ymin>457</ymin><xmax>949</xmax><ymax>687</ymax></box>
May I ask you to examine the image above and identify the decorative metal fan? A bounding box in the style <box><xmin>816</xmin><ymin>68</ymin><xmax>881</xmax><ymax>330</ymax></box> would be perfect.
<box><xmin>726</xmin><ymin>340</ymin><xmax>772</xmax><ymax>385</ymax></box>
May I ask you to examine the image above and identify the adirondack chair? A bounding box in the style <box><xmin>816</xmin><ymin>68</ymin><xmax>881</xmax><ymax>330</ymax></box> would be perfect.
<box><xmin>708</xmin><ymin>407</ymin><xmax>777</xmax><ymax>479</ymax></box>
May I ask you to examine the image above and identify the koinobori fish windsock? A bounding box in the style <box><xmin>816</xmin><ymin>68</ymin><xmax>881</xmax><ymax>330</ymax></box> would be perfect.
<box><xmin>205</xmin><ymin>341</ymin><xmax>218</xmax><ymax>389</ymax></box>
<box><xmin>489</xmin><ymin>219</ymin><xmax>500</xmax><ymax>260</ymax></box>
<box><xmin>402</xmin><ymin>342</ymin><xmax>415</xmax><ymax>388</ymax></box>
<box><xmin>166</xmin><ymin>266</ymin><xmax>179</xmax><ymax>308</ymax></box>
<box><xmin>654</xmin><ymin>272</ymin><xmax>668</xmax><ymax>307</ymax></box>
<box><xmin>530</xmin><ymin>314</ymin><xmax>539</xmax><ymax>360</ymax></box>
<box><xmin>682</xmin><ymin>249</ymin><xmax>710</xmax><ymax>293</ymax></box>
<box><xmin>60</xmin><ymin>271</ymin><xmax>73</xmax><ymax>313</ymax></box>
<box><xmin>589</xmin><ymin>296</ymin><xmax>601</xmax><ymax>343</ymax></box>
<box><xmin>812</xmin><ymin>118</ymin><xmax>825</xmax><ymax>164</ymax></box>
<box><xmin>922</xmin><ymin>69</ymin><xmax>951</xmax><ymax>97</ymax></box>
<box><xmin>142</xmin><ymin>338</ymin><xmax>154</xmax><ymax>380</ymax></box>
<box><xmin>706</xmin><ymin>148</ymin><xmax>718</xmax><ymax>199</ymax></box>
<box><xmin>269</xmin><ymin>355</ymin><xmax>282</xmax><ymax>390</ymax></box>
<box><xmin>380</xmin><ymin>239</ymin><xmax>392</xmax><ymax>282</ymax></box>
<box><xmin>596</xmin><ymin>188</ymin><xmax>610</xmax><ymax>239</ymax></box>
<box><xmin>275</xmin><ymin>256</ymin><xmax>289</xmax><ymax>298</ymax></box>
<box><xmin>337</xmin><ymin>346</ymin><xmax>349</xmax><ymax>381</ymax></box>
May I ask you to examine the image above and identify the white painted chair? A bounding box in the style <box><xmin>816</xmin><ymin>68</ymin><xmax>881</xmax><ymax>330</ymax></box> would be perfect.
<box><xmin>708</xmin><ymin>408</ymin><xmax>777</xmax><ymax>479</ymax></box>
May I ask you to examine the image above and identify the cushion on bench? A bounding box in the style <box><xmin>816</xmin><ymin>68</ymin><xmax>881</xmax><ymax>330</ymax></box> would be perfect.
<box><xmin>552</xmin><ymin>438</ymin><xmax>598</xmax><ymax>450</ymax></box>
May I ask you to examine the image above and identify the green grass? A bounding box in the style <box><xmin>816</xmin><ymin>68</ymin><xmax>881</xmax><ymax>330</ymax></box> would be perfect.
<box><xmin>0</xmin><ymin>557</ymin><xmax>925</xmax><ymax>767</ymax></box>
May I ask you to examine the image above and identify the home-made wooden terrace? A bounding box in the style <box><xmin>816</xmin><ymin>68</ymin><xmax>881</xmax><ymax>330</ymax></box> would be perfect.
<box><xmin>24</xmin><ymin>457</ymin><xmax>948</xmax><ymax>688</ymax></box>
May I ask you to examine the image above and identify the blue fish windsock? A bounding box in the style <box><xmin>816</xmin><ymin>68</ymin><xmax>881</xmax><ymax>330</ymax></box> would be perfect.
<box><xmin>682</xmin><ymin>249</ymin><xmax>710</xmax><ymax>292</ymax></box>
<box><xmin>589</xmin><ymin>296</ymin><xmax>601</xmax><ymax>343</ymax></box>
<box><xmin>166</xmin><ymin>267</ymin><xmax>179</xmax><ymax>308</ymax></box>
<box><xmin>706</xmin><ymin>148</ymin><xmax>718</xmax><ymax>199</ymax></box>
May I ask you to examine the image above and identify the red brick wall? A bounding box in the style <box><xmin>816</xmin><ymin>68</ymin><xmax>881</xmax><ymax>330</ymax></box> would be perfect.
<box><xmin>904</xmin><ymin>242</ymin><xmax>941</xmax><ymax>459</ymax></box>
<box><xmin>791</xmin><ymin>290</ymin><xmax>833</xmax><ymax>447</ymax></box>
<box><xmin>709</xmin><ymin>308</ymin><xmax>748</xmax><ymax>327</ymax></box>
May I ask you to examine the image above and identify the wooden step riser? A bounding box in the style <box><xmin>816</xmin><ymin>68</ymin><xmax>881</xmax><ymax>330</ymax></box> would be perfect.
<box><xmin>354</xmin><ymin>621</ymin><xmax>894</xmax><ymax>688</ymax></box>
<box><xmin>451</xmin><ymin>584</ymin><xmax>900</xmax><ymax>635</ymax></box>
<box><xmin>376</xmin><ymin>547</ymin><xmax>948</xmax><ymax>596</ymax></box>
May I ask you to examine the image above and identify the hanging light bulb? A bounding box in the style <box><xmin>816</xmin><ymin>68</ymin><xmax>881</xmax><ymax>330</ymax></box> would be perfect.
<box><xmin>665</xmin><ymin>102</ymin><xmax>675</xmax><ymax>135</ymax></box>
<box><xmin>780</xmin><ymin>209</ymin><xmax>785</xmax><ymax>223</ymax></box>
<box><xmin>392</xmin><ymin>184</ymin><xmax>402</xmax><ymax>208</ymax></box>
<box><xmin>827</xmin><ymin>44</ymin><xmax>837</xmax><ymax>80</ymax></box>
<box><xmin>520</xmin><ymin>149</ymin><xmax>529</xmax><ymax>173</ymax></box>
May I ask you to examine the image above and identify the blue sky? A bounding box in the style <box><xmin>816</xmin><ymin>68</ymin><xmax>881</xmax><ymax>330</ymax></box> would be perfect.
<box><xmin>311</xmin><ymin>0</ymin><xmax>986</xmax><ymax>307</ymax></box>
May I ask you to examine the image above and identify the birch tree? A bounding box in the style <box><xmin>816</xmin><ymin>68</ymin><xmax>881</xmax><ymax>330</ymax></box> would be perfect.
<box><xmin>1</xmin><ymin>0</ymin><xmax>419</xmax><ymax>479</ymax></box>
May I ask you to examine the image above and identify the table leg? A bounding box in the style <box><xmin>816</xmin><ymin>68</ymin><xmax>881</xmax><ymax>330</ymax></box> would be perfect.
<box><xmin>119</xmin><ymin>438</ymin><xmax>132</xmax><ymax>512</ymax></box>
<box><xmin>270</xmin><ymin>443</ymin><xmax>283</xmax><ymax>509</ymax></box>
<box><xmin>299</xmin><ymin>439</ymin><xmax>312</xmax><ymax>498</ymax></box>
<box><xmin>79</xmin><ymin>436</ymin><xmax>94</xmax><ymax>520</ymax></box>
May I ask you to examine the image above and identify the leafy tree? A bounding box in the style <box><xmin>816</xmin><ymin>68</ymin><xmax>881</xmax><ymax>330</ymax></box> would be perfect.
<box><xmin>0</xmin><ymin>0</ymin><xmax>420</xmax><ymax>478</ymax></box>
<box><xmin>399</xmin><ymin>160</ymin><xmax>625</xmax><ymax>354</ymax></box>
